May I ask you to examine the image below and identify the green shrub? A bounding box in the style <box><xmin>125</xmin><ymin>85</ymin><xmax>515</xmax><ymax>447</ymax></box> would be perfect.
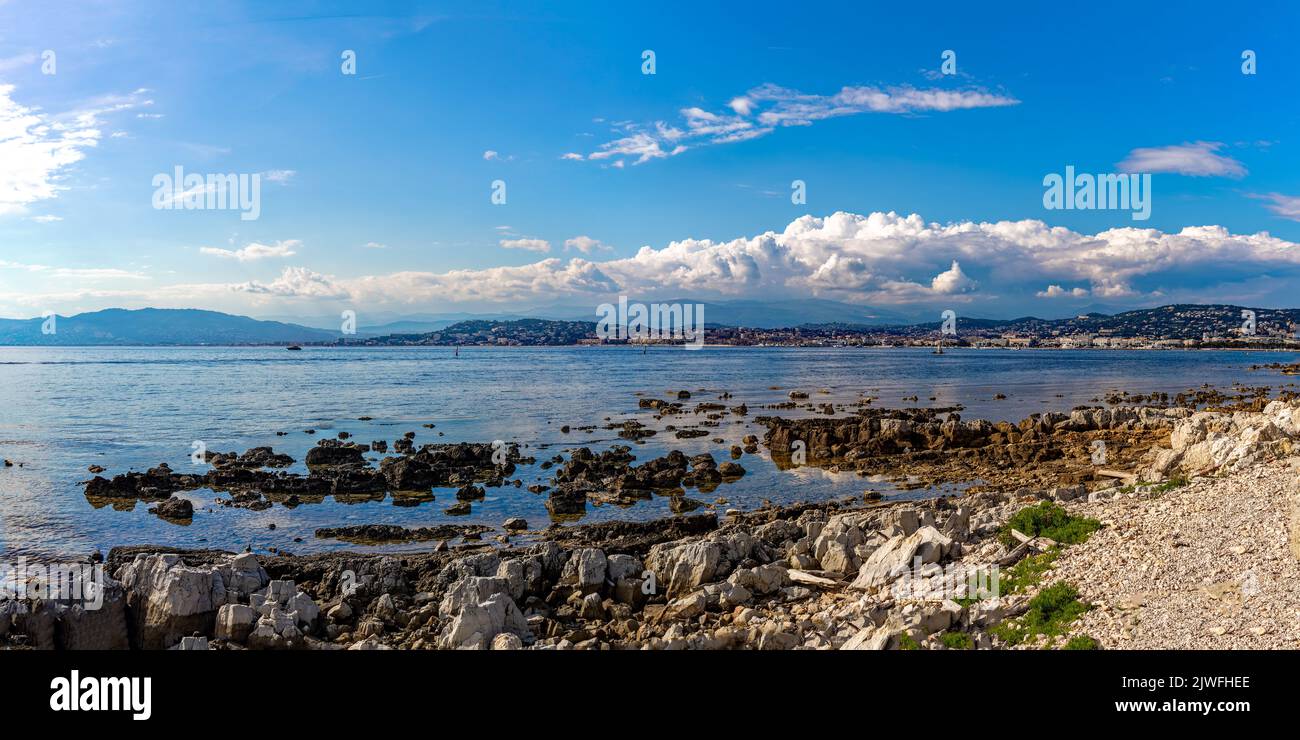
<box><xmin>1001</xmin><ymin>548</ymin><xmax>1059</xmax><ymax>595</ymax></box>
<box><xmin>940</xmin><ymin>631</ymin><xmax>974</xmax><ymax>650</ymax></box>
<box><xmin>991</xmin><ymin>581</ymin><xmax>1091</xmax><ymax>646</ymax></box>
<box><xmin>1064</xmin><ymin>635</ymin><xmax>1101</xmax><ymax>650</ymax></box>
<box><xmin>999</xmin><ymin>502</ymin><xmax>1101</xmax><ymax>548</ymax></box>
<box><xmin>898</xmin><ymin>633</ymin><xmax>920</xmax><ymax>650</ymax></box>
<box><xmin>1146</xmin><ymin>476</ymin><xmax>1188</xmax><ymax>496</ymax></box>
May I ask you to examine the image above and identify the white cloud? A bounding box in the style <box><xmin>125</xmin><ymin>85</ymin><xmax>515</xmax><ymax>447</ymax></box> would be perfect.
<box><xmin>29</xmin><ymin>214</ymin><xmax>62</xmax><ymax>223</ymax></box>
<box><xmin>200</xmin><ymin>240</ymin><xmax>300</xmax><ymax>262</ymax></box>
<box><xmin>499</xmin><ymin>238</ymin><xmax>551</xmax><ymax>253</ymax></box>
<box><xmin>564</xmin><ymin>236</ymin><xmax>613</xmax><ymax>254</ymax></box>
<box><xmin>1251</xmin><ymin>193</ymin><xmax>1300</xmax><ymax>221</ymax></box>
<box><xmin>483</xmin><ymin>150</ymin><xmax>499</xmax><ymax>160</ymax></box>
<box><xmin>560</xmin><ymin>152</ymin><xmax>584</xmax><ymax>161</ymax></box>
<box><xmin>51</xmin><ymin>268</ymin><xmax>147</xmax><ymax>281</ymax></box>
<box><xmin>0</xmin><ymin>84</ymin><xmax>150</xmax><ymax>215</ymax></box>
<box><xmin>1037</xmin><ymin>284</ymin><xmax>1090</xmax><ymax>298</ymax></box>
<box><xmin>1118</xmin><ymin>141</ymin><xmax>1246</xmax><ymax>177</ymax></box>
<box><xmin>728</xmin><ymin>96</ymin><xmax>754</xmax><ymax>116</ymax></box>
<box><xmin>13</xmin><ymin>212</ymin><xmax>1300</xmax><ymax>317</ymax></box>
<box><xmin>363</xmin><ymin>241</ymin><xmax>387</xmax><ymax>249</ymax></box>
<box><xmin>0</xmin><ymin>259</ymin><xmax>146</xmax><ymax>281</ymax></box>
<box><xmin>930</xmin><ymin>261</ymin><xmax>976</xmax><ymax>294</ymax></box>
<box><xmin>262</xmin><ymin>169</ymin><xmax>296</xmax><ymax>183</ymax></box>
<box><xmin>234</xmin><ymin>266</ymin><xmax>349</xmax><ymax>299</ymax></box>
<box><xmin>578</xmin><ymin>83</ymin><xmax>1018</xmax><ymax>167</ymax></box>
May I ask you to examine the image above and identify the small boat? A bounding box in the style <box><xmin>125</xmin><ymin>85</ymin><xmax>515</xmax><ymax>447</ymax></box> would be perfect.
<box><xmin>286</xmin><ymin>345</ymin><xmax>302</xmax><ymax>351</ymax></box>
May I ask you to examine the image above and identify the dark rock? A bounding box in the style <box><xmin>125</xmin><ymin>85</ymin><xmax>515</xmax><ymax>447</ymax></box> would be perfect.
<box><xmin>148</xmin><ymin>497</ymin><xmax>194</xmax><ymax>521</ymax></box>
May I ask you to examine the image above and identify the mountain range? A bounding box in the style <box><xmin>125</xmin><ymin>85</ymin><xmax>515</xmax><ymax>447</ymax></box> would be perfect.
<box><xmin>265</xmin><ymin>298</ymin><xmax>915</xmax><ymax>333</ymax></box>
<box><xmin>0</xmin><ymin>308</ymin><xmax>338</xmax><ymax>345</ymax></box>
<box><xmin>0</xmin><ymin>303</ymin><xmax>1296</xmax><ymax>345</ymax></box>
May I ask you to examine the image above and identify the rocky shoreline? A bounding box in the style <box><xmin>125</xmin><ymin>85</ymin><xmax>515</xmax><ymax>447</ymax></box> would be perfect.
<box><xmin>6</xmin><ymin>394</ymin><xmax>1300</xmax><ymax>650</ymax></box>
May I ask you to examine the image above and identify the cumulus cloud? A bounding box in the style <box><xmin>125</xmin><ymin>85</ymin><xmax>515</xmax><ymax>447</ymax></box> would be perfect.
<box><xmin>579</xmin><ymin>82</ymin><xmax>1018</xmax><ymax>166</ymax></box>
<box><xmin>564</xmin><ymin>236</ymin><xmax>612</xmax><ymax>254</ymax></box>
<box><xmin>930</xmin><ymin>261</ymin><xmax>976</xmax><ymax>294</ymax></box>
<box><xmin>234</xmin><ymin>266</ymin><xmax>349</xmax><ymax>299</ymax></box>
<box><xmin>499</xmin><ymin>238</ymin><xmax>551</xmax><ymax>253</ymax></box>
<box><xmin>1118</xmin><ymin>141</ymin><xmax>1246</xmax><ymax>178</ymax></box>
<box><xmin>1037</xmin><ymin>284</ymin><xmax>1090</xmax><ymax>298</ymax></box>
<box><xmin>0</xmin><ymin>84</ymin><xmax>150</xmax><ymax>215</ymax></box>
<box><xmin>200</xmin><ymin>240</ymin><xmax>300</xmax><ymax>262</ymax></box>
<box><xmin>309</xmin><ymin>212</ymin><xmax>1297</xmax><ymax>309</ymax></box>
<box><xmin>13</xmin><ymin>212</ymin><xmax>1300</xmax><ymax>317</ymax></box>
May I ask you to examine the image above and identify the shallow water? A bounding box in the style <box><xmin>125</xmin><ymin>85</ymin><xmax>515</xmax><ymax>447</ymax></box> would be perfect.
<box><xmin>0</xmin><ymin>345</ymin><xmax>1293</xmax><ymax>558</ymax></box>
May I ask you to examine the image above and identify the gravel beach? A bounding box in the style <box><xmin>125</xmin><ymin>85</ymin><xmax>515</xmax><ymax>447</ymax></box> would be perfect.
<box><xmin>1050</xmin><ymin>458</ymin><xmax>1300</xmax><ymax>649</ymax></box>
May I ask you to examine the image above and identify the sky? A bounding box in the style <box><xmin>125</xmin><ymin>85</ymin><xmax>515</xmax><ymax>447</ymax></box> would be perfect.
<box><xmin>2</xmin><ymin>0</ymin><xmax>1300</xmax><ymax>322</ymax></box>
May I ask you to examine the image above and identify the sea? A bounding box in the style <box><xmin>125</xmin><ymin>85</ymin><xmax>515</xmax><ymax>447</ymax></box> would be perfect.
<box><xmin>1</xmin><ymin>345</ymin><xmax>1294</xmax><ymax>558</ymax></box>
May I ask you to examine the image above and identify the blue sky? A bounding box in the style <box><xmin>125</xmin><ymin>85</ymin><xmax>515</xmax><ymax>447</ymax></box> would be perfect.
<box><xmin>2</xmin><ymin>0</ymin><xmax>1300</xmax><ymax>321</ymax></box>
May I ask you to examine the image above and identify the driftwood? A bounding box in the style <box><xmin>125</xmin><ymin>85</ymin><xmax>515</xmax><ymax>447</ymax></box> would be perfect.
<box><xmin>788</xmin><ymin>569</ymin><xmax>840</xmax><ymax>588</ymax></box>
<box><xmin>1096</xmin><ymin>468</ymin><xmax>1137</xmax><ymax>483</ymax></box>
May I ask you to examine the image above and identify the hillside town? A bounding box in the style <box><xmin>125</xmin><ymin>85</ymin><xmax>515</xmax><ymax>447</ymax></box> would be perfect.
<box><xmin>345</xmin><ymin>304</ymin><xmax>1300</xmax><ymax>350</ymax></box>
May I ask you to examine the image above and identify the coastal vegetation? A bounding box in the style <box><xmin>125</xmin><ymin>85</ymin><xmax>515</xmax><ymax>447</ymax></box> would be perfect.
<box><xmin>999</xmin><ymin>502</ymin><xmax>1102</xmax><ymax>548</ymax></box>
<box><xmin>991</xmin><ymin>582</ymin><xmax>1092</xmax><ymax>646</ymax></box>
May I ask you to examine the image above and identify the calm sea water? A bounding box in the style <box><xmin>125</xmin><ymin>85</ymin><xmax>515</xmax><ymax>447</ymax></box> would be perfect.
<box><xmin>0</xmin><ymin>346</ymin><xmax>1293</xmax><ymax>558</ymax></box>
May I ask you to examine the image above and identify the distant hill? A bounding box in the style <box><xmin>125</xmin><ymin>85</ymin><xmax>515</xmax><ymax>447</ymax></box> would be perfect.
<box><xmin>356</xmin><ymin>319</ymin><xmax>462</xmax><ymax>335</ymax></box>
<box><xmin>359</xmin><ymin>318</ymin><xmax>596</xmax><ymax>346</ymax></box>
<box><xmin>353</xmin><ymin>303</ymin><xmax>1300</xmax><ymax>346</ymax></box>
<box><xmin>0</xmin><ymin>308</ymin><xmax>338</xmax><ymax>345</ymax></box>
<box><xmin>262</xmin><ymin>310</ymin><xmax>530</xmax><ymax>331</ymax></box>
<box><xmin>989</xmin><ymin>304</ymin><xmax>1300</xmax><ymax>338</ymax></box>
<box><xmin>533</xmin><ymin>298</ymin><xmax>914</xmax><ymax>328</ymax></box>
<box><xmin>4</xmin><ymin>303</ymin><xmax>1296</xmax><ymax>347</ymax></box>
<box><xmin>883</xmin><ymin>304</ymin><xmax>1300</xmax><ymax>338</ymax></box>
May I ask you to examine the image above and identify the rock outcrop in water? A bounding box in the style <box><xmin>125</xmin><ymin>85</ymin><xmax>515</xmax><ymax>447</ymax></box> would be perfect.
<box><xmin>758</xmin><ymin>405</ymin><xmax>1191</xmax><ymax>492</ymax></box>
<box><xmin>541</xmin><ymin>446</ymin><xmax>750</xmax><ymax>518</ymax></box>
<box><xmin>81</xmin><ymin>441</ymin><xmax>534</xmax><ymax>517</ymax></box>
